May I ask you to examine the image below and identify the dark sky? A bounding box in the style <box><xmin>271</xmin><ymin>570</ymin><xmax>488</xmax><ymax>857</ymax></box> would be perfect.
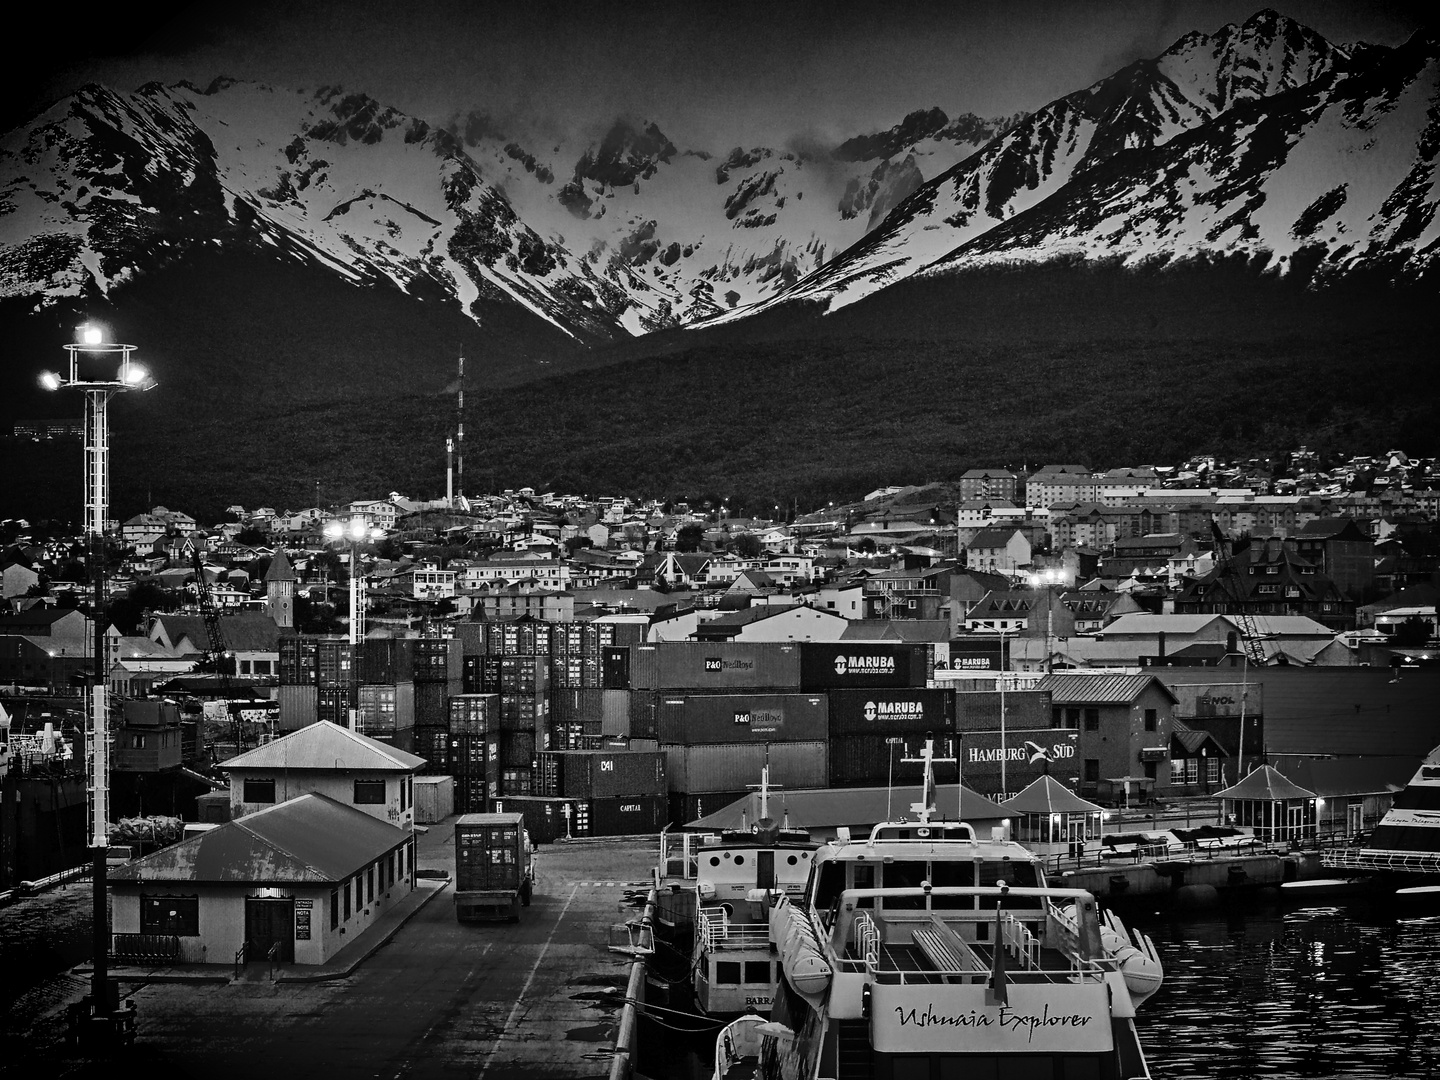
<box><xmin>10</xmin><ymin>1</ymin><xmax>1425</xmax><ymax>149</ymax></box>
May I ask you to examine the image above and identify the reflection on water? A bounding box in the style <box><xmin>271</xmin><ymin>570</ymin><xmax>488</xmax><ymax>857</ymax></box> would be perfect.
<box><xmin>1133</xmin><ymin>896</ymin><xmax>1440</xmax><ymax>1079</ymax></box>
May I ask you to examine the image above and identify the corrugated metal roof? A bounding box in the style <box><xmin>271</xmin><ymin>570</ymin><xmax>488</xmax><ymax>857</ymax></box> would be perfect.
<box><xmin>1032</xmin><ymin>673</ymin><xmax>1177</xmax><ymax>704</ymax></box>
<box><xmin>110</xmin><ymin>794</ymin><xmax>408</xmax><ymax>885</ymax></box>
<box><xmin>1270</xmin><ymin>755</ymin><xmax>1418</xmax><ymax>798</ymax></box>
<box><xmin>687</xmin><ymin>784</ymin><xmax>1007</xmax><ymax>831</ymax></box>
<box><xmin>222</xmin><ymin>720</ymin><xmax>425</xmax><ymax>772</ymax></box>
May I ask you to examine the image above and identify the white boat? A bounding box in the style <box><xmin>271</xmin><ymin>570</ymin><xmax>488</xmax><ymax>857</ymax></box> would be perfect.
<box><xmin>753</xmin><ymin>737</ymin><xmax>1161</xmax><ymax>1080</ymax></box>
<box><xmin>660</xmin><ymin>766</ymin><xmax>819</xmax><ymax>1017</ymax></box>
<box><xmin>1324</xmin><ymin>743</ymin><xmax>1440</xmax><ymax>897</ymax></box>
<box><xmin>712</xmin><ymin>1013</ymin><xmax>768</xmax><ymax>1080</ymax></box>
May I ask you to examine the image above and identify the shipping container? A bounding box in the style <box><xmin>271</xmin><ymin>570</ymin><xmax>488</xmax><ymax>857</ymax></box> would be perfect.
<box><xmin>630</xmin><ymin>642</ymin><xmax>802</xmax><ymax>691</ymax></box>
<box><xmin>550</xmin><ymin>719</ymin><xmax>602</xmax><ymax>750</ymax></box>
<box><xmin>278</xmin><ymin>635</ymin><xmax>323</xmax><ymax>685</ymax></box>
<box><xmin>492</xmin><ymin>795</ymin><xmax>583</xmax><ymax>844</ymax></box>
<box><xmin>500</xmin><ymin>655</ymin><xmax>550</xmax><ymax>694</ymax></box>
<box><xmin>447</xmin><ymin>732</ymin><xmax>495</xmax><ymax>775</ymax></box>
<box><xmin>454</xmin><ymin>812</ymin><xmax>534</xmax><ymax>920</ymax></box>
<box><xmin>499</xmin><ymin>730</ymin><xmax>539</xmax><ymax>769</ymax></box>
<box><xmin>453</xmin><ymin>773</ymin><xmax>489</xmax><ymax>816</ymax></box>
<box><xmin>589</xmin><ymin>794</ymin><xmax>666</xmax><ymax>837</ymax></box>
<box><xmin>667</xmin><ymin>790</ymin><xmax>749</xmax><ymax>830</ymax></box>
<box><xmin>414</xmin><ymin>775</ymin><xmax>454</xmax><ymax>824</ymax></box>
<box><xmin>599</xmin><ymin>690</ymin><xmax>631</xmax><ymax>737</ymax></box>
<box><xmin>601</xmin><ymin>646</ymin><xmax>631</xmax><ymax>689</ymax></box>
<box><xmin>954</xmin><ymin>690</ymin><xmax>1052</xmax><ymax>732</ymax></box>
<box><xmin>549</xmin><ymin>655</ymin><xmax>602</xmax><ymax>689</ymax></box>
<box><xmin>492</xmin><ymin>622</ymin><xmax>550</xmax><ymax>657</ymax></box>
<box><xmin>827</xmin><ymin>731</ymin><xmax>962</xmax><ymax>787</ymax></box>
<box><xmin>357</xmin><ymin>637</ymin><xmax>416</xmax><ymax>684</ymax></box>
<box><xmin>463</xmin><ymin>655</ymin><xmax>502</xmax><ymax>695</ymax></box>
<box><xmin>357</xmin><ymin>683</ymin><xmax>398</xmax><ymax>737</ymax></box>
<box><xmin>415</xmin><ymin>681</ymin><xmax>449</xmax><ymax>726</ymax></box>
<box><xmin>276</xmin><ymin>684</ymin><xmax>317</xmax><ymax>731</ymax></box>
<box><xmin>605</xmin><ymin>736</ymin><xmax>659</xmax><ymax>754</ymax></box>
<box><xmin>499</xmin><ymin>693</ymin><xmax>548</xmax><ymax>732</ymax></box>
<box><xmin>449</xmin><ymin>693</ymin><xmax>499</xmax><ymax>735</ymax></box>
<box><xmin>601</xmin><ymin>620</ymin><xmax>647</xmax><ymax>649</ymax></box>
<box><xmin>664</xmin><ymin>741</ymin><xmax>828</xmax><ymax>794</ymax></box>
<box><xmin>957</xmin><ymin>728</ymin><xmax>1081</xmax><ymax>794</ymax></box>
<box><xmin>499</xmin><ymin>768</ymin><xmax>533</xmax><ymax>797</ymax></box>
<box><xmin>656</xmin><ymin>693</ymin><xmax>829</xmax><ymax>745</ymax></box>
<box><xmin>315</xmin><ymin>639</ymin><xmax>354</xmax><ymax>689</ymax></box>
<box><xmin>551</xmin><ymin>687</ymin><xmax>606</xmax><ymax>723</ymax></box>
<box><xmin>316</xmin><ymin>687</ymin><xmax>350</xmax><ymax>727</ymax></box>
<box><xmin>826</xmin><ymin>688</ymin><xmax>954</xmax><ymax>736</ymax></box>
<box><xmin>629</xmin><ymin>690</ymin><xmax>659</xmax><ymax>740</ymax></box>
<box><xmin>412</xmin><ymin>725</ymin><xmax>450</xmax><ymax>773</ymax></box>
<box><xmin>535</xmin><ymin>749</ymin><xmax>666</xmax><ymax>799</ymax></box>
<box><xmin>414</xmin><ymin>637</ymin><xmax>462</xmax><ymax>683</ymax></box>
<box><xmin>454</xmin><ymin>621</ymin><xmax>489</xmax><ymax>657</ymax></box>
<box><xmin>799</xmin><ymin>642</ymin><xmax>929</xmax><ymax>690</ymax></box>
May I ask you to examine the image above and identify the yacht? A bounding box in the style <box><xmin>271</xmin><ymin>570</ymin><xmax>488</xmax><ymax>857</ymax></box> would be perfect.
<box><xmin>1324</xmin><ymin>743</ymin><xmax>1440</xmax><ymax>899</ymax></box>
<box><xmin>754</xmin><ymin>740</ymin><xmax>1162</xmax><ymax>1080</ymax></box>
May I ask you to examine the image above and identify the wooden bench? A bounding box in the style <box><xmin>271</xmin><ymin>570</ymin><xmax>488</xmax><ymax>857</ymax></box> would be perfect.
<box><xmin>911</xmin><ymin>916</ymin><xmax>986</xmax><ymax>980</ymax></box>
<box><xmin>111</xmin><ymin>933</ymin><xmax>180</xmax><ymax>966</ymax></box>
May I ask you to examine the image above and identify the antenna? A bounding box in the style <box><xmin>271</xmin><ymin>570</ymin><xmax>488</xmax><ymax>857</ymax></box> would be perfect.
<box><xmin>456</xmin><ymin>349</ymin><xmax>465</xmax><ymax>505</ymax></box>
<box><xmin>902</xmin><ymin>732</ymin><xmax>956</xmax><ymax>824</ymax></box>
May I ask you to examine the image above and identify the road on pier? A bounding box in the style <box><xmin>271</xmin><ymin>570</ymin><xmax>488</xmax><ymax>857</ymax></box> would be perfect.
<box><xmin>3</xmin><ymin>833</ymin><xmax>659</xmax><ymax>1080</ymax></box>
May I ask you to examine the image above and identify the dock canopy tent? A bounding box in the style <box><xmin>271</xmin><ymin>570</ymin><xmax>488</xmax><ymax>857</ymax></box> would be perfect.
<box><xmin>1214</xmin><ymin>764</ymin><xmax>1319</xmax><ymax>843</ymax></box>
<box><xmin>999</xmin><ymin>775</ymin><xmax>1105</xmax><ymax>846</ymax></box>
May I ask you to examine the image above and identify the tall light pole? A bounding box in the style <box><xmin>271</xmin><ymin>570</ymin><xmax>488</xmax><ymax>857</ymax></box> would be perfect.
<box><xmin>324</xmin><ymin>517</ymin><xmax>380</xmax><ymax>731</ymax></box>
<box><xmin>39</xmin><ymin>323</ymin><xmax>155</xmax><ymax>1036</ymax></box>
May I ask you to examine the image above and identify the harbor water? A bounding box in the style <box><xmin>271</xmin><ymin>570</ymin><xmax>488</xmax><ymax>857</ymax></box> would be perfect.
<box><xmin>4</xmin><ymin>880</ymin><xmax>1440</xmax><ymax>1078</ymax></box>
<box><xmin>1131</xmin><ymin>896</ymin><xmax>1440</xmax><ymax>1079</ymax></box>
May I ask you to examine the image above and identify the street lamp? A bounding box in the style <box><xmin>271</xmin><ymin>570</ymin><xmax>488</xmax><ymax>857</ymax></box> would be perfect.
<box><xmin>1027</xmin><ymin>567</ymin><xmax>1070</xmax><ymax>674</ymax></box>
<box><xmin>324</xmin><ymin>517</ymin><xmax>381</xmax><ymax>732</ymax></box>
<box><xmin>38</xmin><ymin>322</ymin><xmax>154</xmax><ymax>1038</ymax></box>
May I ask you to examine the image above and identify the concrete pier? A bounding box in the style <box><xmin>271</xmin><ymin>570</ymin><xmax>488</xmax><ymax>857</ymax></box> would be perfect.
<box><xmin>3</xmin><ymin>821</ymin><xmax>659</xmax><ymax>1079</ymax></box>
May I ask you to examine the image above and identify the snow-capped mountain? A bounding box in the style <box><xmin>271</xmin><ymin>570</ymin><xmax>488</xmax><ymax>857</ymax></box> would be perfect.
<box><xmin>0</xmin><ymin>9</ymin><xmax>1431</xmax><ymax>357</ymax></box>
<box><xmin>928</xmin><ymin>27</ymin><xmax>1440</xmax><ymax>284</ymax></box>
<box><xmin>442</xmin><ymin>107</ymin><xmax>1017</xmax><ymax>330</ymax></box>
<box><xmin>707</xmin><ymin>9</ymin><xmax>1435</xmax><ymax>324</ymax></box>
<box><xmin>0</xmin><ymin>76</ymin><xmax>1014</xmax><ymax>342</ymax></box>
<box><xmin>0</xmin><ymin>79</ymin><xmax>637</xmax><ymax>342</ymax></box>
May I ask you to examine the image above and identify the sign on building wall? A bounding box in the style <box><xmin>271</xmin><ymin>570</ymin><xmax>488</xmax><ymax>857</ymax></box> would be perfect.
<box><xmin>295</xmin><ymin>898</ymin><xmax>313</xmax><ymax>940</ymax></box>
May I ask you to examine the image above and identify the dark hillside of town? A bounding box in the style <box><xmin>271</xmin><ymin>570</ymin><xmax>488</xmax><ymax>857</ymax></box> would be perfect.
<box><xmin>5</xmin><ymin>256</ymin><xmax>1433</xmax><ymax>523</ymax></box>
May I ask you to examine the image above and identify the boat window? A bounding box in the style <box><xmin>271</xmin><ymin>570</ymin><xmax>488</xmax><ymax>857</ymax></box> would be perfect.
<box><xmin>930</xmin><ymin>860</ymin><xmax>976</xmax><ymax>910</ymax></box>
<box><xmin>813</xmin><ymin>862</ymin><xmax>846</xmax><ymax>910</ymax></box>
<box><xmin>853</xmin><ymin>863</ymin><xmax>875</xmax><ymax>909</ymax></box>
<box><xmin>715</xmin><ymin>961</ymin><xmax>741</xmax><ymax>985</ymax></box>
<box><xmin>707</xmin><ymin>855</ymin><xmax>722</xmax><ymax>867</ymax></box>
<box><xmin>743</xmin><ymin>960</ymin><xmax>770</xmax><ymax>983</ymax></box>
<box><xmin>1392</xmin><ymin>786</ymin><xmax>1440</xmax><ymax>812</ymax></box>
<box><xmin>883</xmin><ymin>860</ymin><xmax>928</xmax><ymax>909</ymax></box>
<box><xmin>978</xmin><ymin>859</ymin><xmax>1041</xmax><ymax>908</ymax></box>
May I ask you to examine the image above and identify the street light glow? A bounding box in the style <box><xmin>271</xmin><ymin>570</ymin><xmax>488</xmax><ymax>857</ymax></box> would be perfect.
<box><xmin>39</xmin><ymin>370</ymin><xmax>62</xmax><ymax>390</ymax></box>
<box><xmin>81</xmin><ymin>325</ymin><xmax>103</xmax><ymax>345</ymax></box>
<box><xmin>122</xmin><ymin>363</ymin><xmax>150</xmax><ymax>386</ymax></box>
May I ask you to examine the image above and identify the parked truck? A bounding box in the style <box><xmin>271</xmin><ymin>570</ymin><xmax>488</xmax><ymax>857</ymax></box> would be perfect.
<box><xmin>454</xmin><ymin>812</ymin><xmax>536</xmax><ymax>922</ymax></box>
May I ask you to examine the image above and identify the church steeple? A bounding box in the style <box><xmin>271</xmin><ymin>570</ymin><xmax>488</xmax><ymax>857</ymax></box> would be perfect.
<box><xmin>264</xmin><ymin>548</ymin><xmax>297</xmax><ymax>630</ymax></box>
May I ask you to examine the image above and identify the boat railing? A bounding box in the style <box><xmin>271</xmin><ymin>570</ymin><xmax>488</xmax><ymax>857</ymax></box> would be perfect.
<box><xmin>1000</xmin><ymin>912</ymin><xmax>1043</xmax><ymax>971</ymax></box>
<box><xmin>854</xmin><ymin>911</ymin><xmax>879</xmax><ymax>972</ymax></box>
<box><xmin>697</xmin><ymin>906</ymin><xmax>769</xmax><ymax>951</ymax></box>
<box><xmin>1323</xmin><ymin>849</ymin><xmax>1440</xmax><ymax>874</ymax></box>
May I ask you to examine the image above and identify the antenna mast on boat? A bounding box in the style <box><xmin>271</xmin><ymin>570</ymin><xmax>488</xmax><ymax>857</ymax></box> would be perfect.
<box><xmin>902</xmin><ymin>732</ymin><xmax>956</xmax><ymax>824</ymax></box>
